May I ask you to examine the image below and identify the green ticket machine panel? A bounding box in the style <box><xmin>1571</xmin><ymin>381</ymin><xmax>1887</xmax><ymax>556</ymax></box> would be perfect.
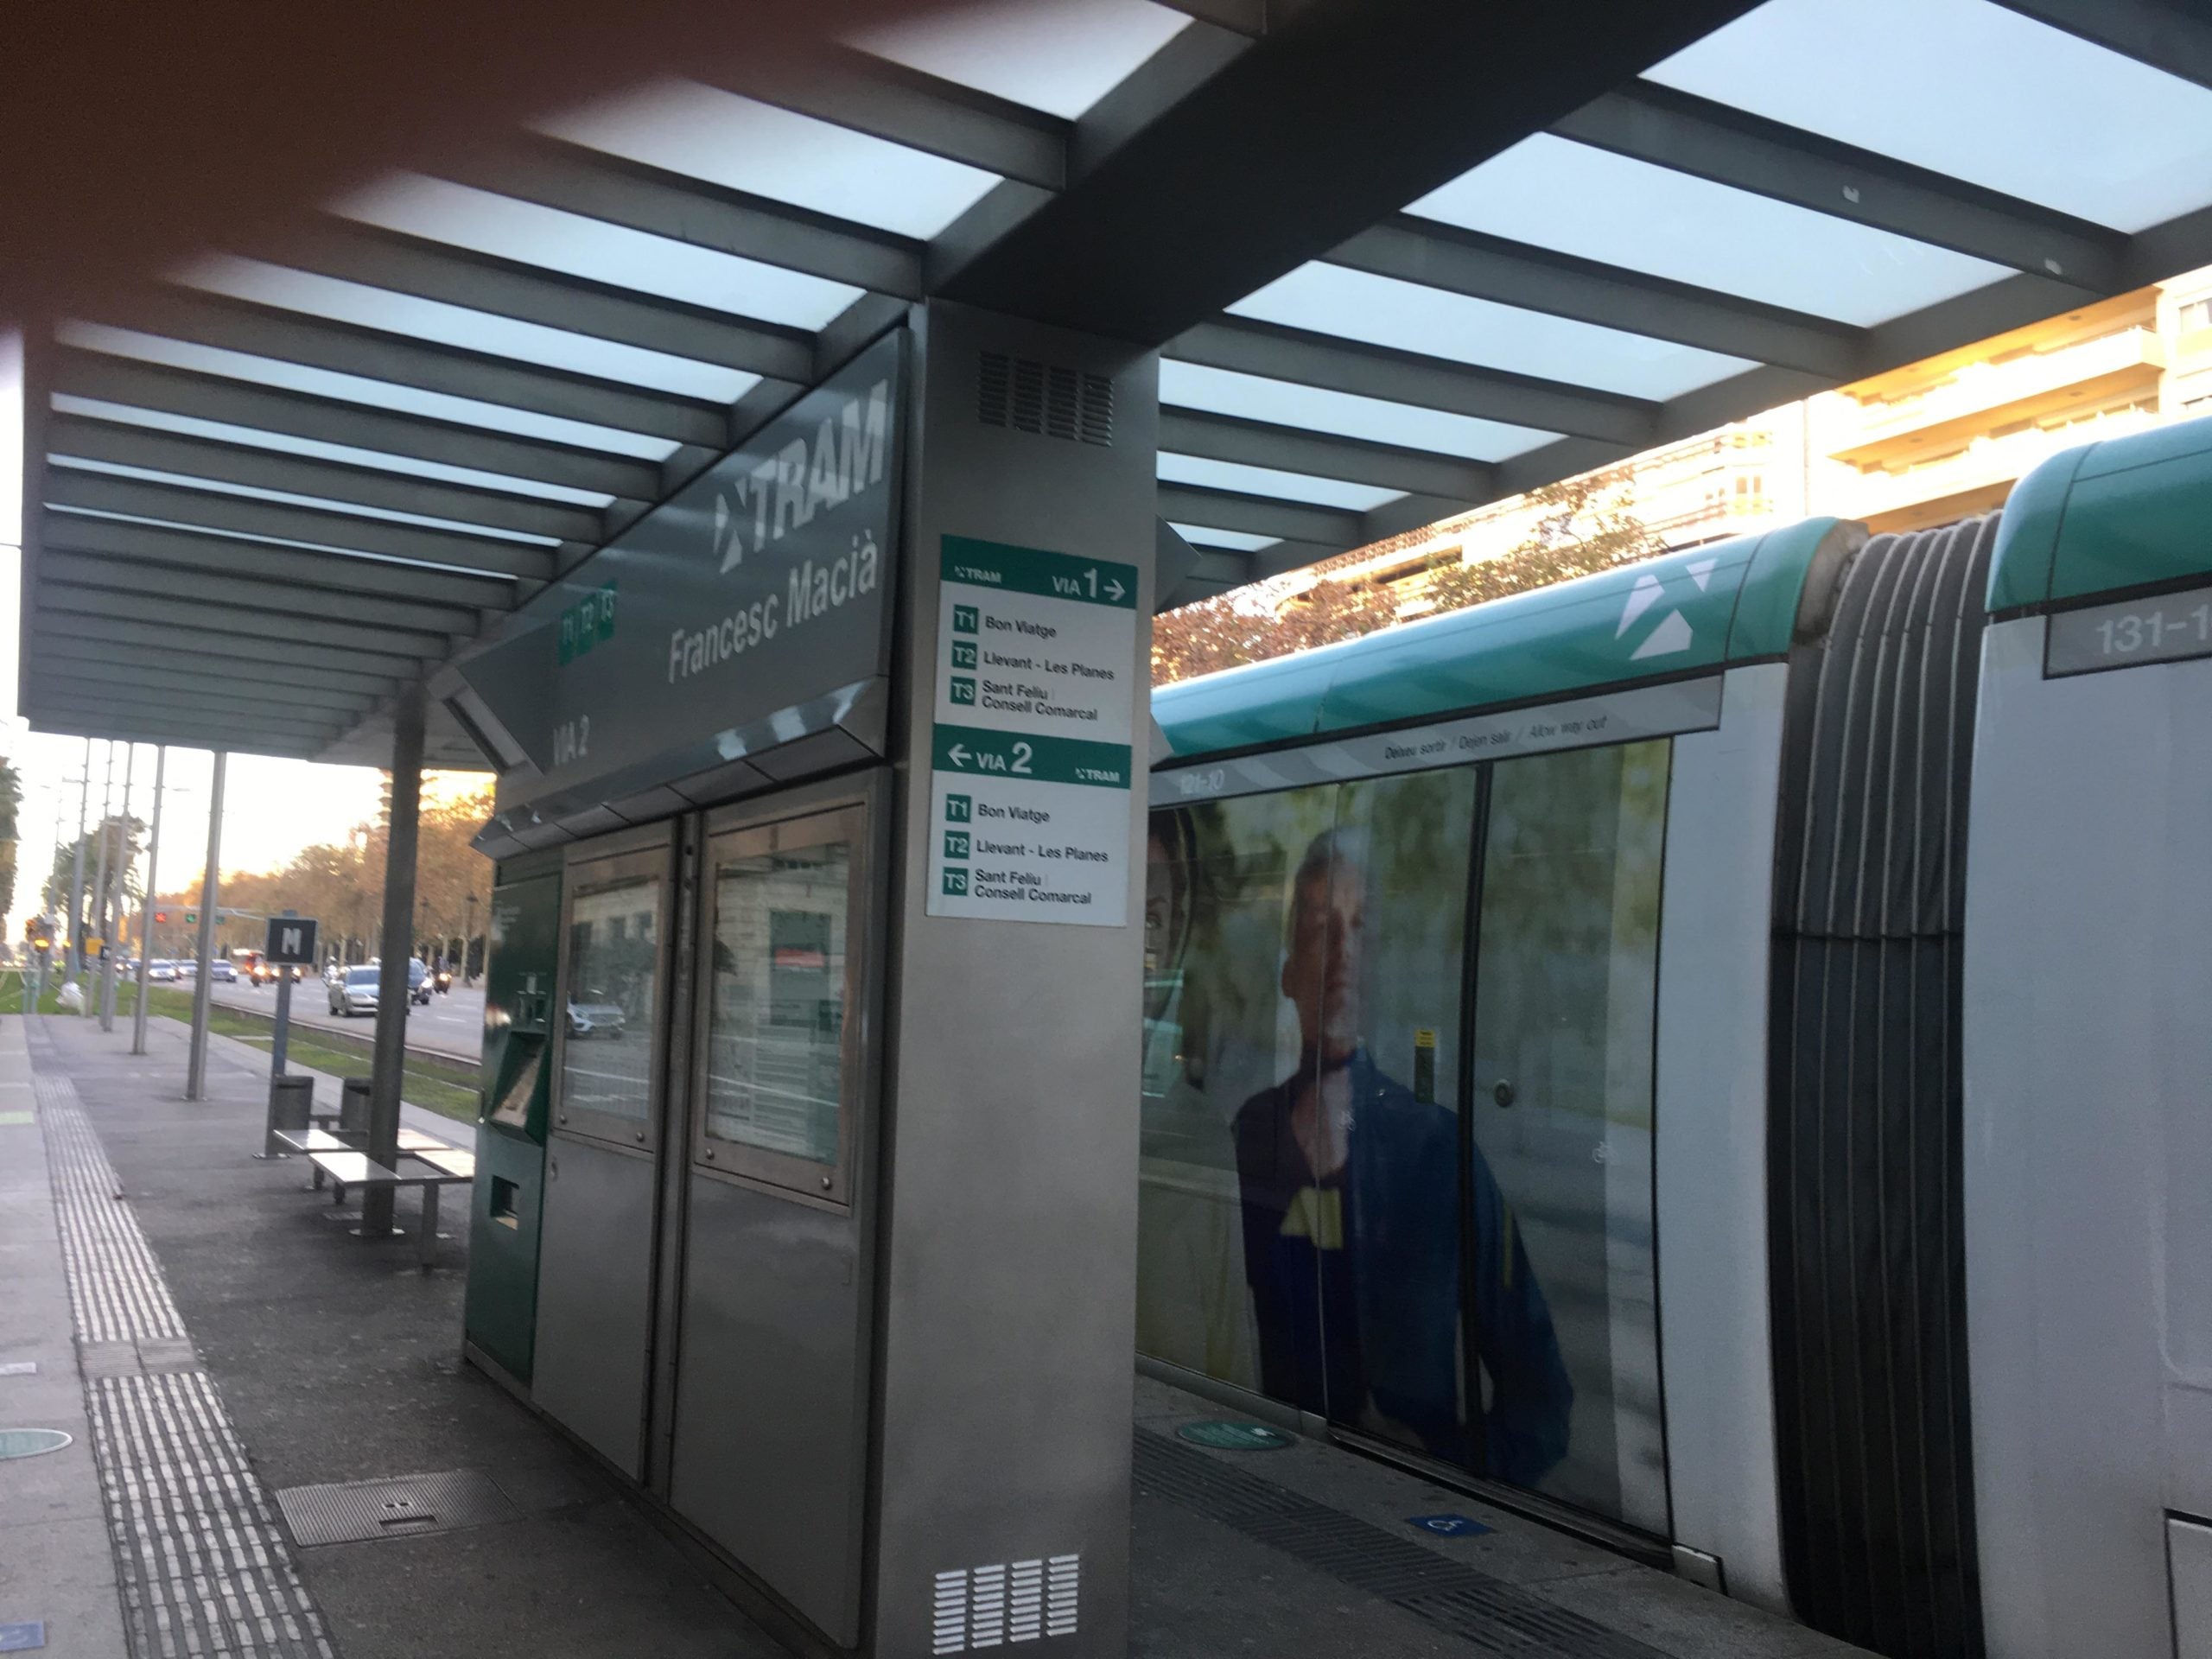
<box><xmin>463</xmin><ymin>861</ymin><xmax>563</xmax><ymax>1384</ymax></box>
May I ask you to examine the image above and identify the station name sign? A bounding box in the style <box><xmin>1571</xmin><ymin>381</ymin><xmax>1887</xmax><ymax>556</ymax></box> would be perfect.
<box><xmin>454</xmin><ymin>333</ymin><xmax>906</xmax><ymax>817</ymax></box>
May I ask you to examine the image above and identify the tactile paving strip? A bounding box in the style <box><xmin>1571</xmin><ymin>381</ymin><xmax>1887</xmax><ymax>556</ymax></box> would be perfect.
<box><xmin>1134</xmin><ymin>1427</ymin><xmax>1671</xmax><ymax>1659</ymax></box>
<box><xmin>35</xmin><ymin>1057</ymin><xmax>337</xmax><ymax>1658</ymax></box>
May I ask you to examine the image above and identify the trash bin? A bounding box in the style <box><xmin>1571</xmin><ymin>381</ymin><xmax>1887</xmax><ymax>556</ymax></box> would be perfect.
<box><xmin>339</xmin><ymin>1076</ymin><xmax>372</xmax><ymax>1136</ymax></box>
<box><xmin>264</xmin><ymin>1074</ymin><xmax>315</xmax><ymax>1158</ymax></box>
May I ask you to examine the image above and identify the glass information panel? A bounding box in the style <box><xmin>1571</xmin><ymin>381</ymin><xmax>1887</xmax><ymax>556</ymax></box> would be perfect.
<box><xmin>556</xmin><ymin>861</ymin><xmax>664</xmax><ymax>1144</ymax></box>
<box><xmin>695</xmin><ymin>804</ymin><xmax>864</xmax><ymax>1200</ymax></box>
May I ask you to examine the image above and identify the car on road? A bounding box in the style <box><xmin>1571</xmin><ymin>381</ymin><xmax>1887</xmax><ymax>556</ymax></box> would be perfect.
<box><xmin>207</xmin><ymin>959</ymin><xmax>236</xmax><ymax>983</ymax></box>
<box><xmin>146</xmin><ymin>961</ymin><xmax>178</xmax><ymax>982</ymax></box>
<box><xmin>567</xmin><ymin>997</ymin><xmax>627</xmax><ymax>1040</ymax></box>
<box><xmin>328</xmin><ymin>960</ymin><xmax>430</xmax><ymax>1016</ymax></box>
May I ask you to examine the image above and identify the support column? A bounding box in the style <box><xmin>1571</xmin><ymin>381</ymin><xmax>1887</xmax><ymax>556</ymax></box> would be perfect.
<box><xmin>184</xmin><ymin>752</ymin><xmax>227</xmax><ymax>1101</ymax></box>
<box><xmin>67</xmin><ymin>737</ymin><xmax>89</xmax><ymax>977</ymax></box>
<box><xmin>361</xmin><ymin>687</ymin><xmax>425</xmax><ymax>1237</ymax></box>
<box><xmin>89</xmin><ymin>742</ymin><xmax>113</xmax><ymax>993</ymax></box>
<box><xmin>100</xmin><ymin>742</ymin><xmax>133</xmax><ymax>1032</ymax></box>
<box><xmin>131</xmin><ymin>747</ymin><xmax>166</xmax><ymax>1056</ymax></box>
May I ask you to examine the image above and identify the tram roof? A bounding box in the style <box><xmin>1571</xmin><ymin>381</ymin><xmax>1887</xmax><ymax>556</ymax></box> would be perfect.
<box><xmin>20</xmin><ymin>0</ymin><xmax>2212</xmax><ymax>766</ymax></box>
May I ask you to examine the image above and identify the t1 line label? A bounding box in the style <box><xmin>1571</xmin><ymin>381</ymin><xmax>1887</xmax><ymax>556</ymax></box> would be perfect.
<box><xmin>929</xmin><ymin>536</ymin><xmax>1137</xmax><ymax>926</ymax></box>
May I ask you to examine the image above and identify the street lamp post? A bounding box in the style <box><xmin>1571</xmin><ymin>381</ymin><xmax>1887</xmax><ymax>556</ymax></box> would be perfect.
<box><xmin>464</xmin><ymin>891</ymin><xmax>478</xmax><ymax>987</ymax></box>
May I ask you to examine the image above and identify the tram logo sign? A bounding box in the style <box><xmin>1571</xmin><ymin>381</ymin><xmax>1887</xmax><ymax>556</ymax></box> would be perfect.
<box><xmin>1616</xmin><ymin>556</ymin><xmax>1718</xmax><ymax>661</ymax></box>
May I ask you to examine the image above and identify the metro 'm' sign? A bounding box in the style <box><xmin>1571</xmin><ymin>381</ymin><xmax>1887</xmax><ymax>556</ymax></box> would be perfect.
<box><xmin>264</xmin><ymin>915</ymin><xmax>321</xmax><ymax>966</ymax></box>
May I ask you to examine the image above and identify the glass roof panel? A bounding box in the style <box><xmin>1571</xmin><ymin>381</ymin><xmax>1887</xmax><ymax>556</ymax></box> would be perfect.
<box><xmin>174</xmin><ymin>257</ymin><xmax>759</xmax><ymax>404</ymax></box>
<box><xmin>46</xmin><ymin>504</ymin><xmax>522</xmax><ymax>580</ymax></box>
<box><xmin>335</xmin><ymin>175</ymin><xmax>862</xmax><ymax>329</ymax></box>
<box><xmin>852</xmin><ymin>0</ymin><xmax>1190</xmax><ymax>119</ymax></box>
<box><xmin>1159</xmin><ymin>360</ymin><xmax>1554</xmax><ymax>461</ymax></box>
<box><xmin>1648</xmin><ymin>0</ymin><xmax>2212</xmax><ymax>234</ymax></box>
<box><xmin>49</xmin><ymin>395</ymin><xmax>615</xmax><ymax>507</ymax></box>
<box><xmin>1157</xmin><ymin>453</ymin><xmax>1400</xmax><ymax>512</ymax></box>
<box><xmin>539</xmin><ymin>79</ymin><xmax>997</xmax><ymax>238</ymax></box>
<box><xmin>45</xmin><ymin>455</ymin><xmax>558</xmax><ymax>545</ymax></box>
<box><xmin>1228</xmin><ymin>263</ymin><xmax>1754</xmax><ymax>401</ymax></box>
<box><xmin>1170</xmin><ymin>523</ymin><xmax>1281</xmax><ymax>552</ymax></box>
<box><xmin>1409</xmin><ymin>134</ymin><xmax>2008</xmax><ymax>327</ymax></box>
<box><xmin>55</xmin><ymin>322</ymin><xmax>680</xmax><ymax>460</ymax></box>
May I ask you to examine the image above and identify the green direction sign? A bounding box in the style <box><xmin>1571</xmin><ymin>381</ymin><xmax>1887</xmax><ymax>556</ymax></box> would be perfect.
<box><xmin>1175</xmin><ymin>1421</ymin><xmax>1293</xmax><ymax>1451</ymax></box>
<box><xmin>557</xmin><ymin>582</ymin><xmax>618</xmax><ymax>665</ymax></box>
<box><xmin>941</xmin><ymin>537</ymin><xmax>1136</xmax><ymax>608</ymax></box>
<box><xmin>931</xmin><ymin>724</ymin><xmax>1131</xmax><ymax>789</ymax></box>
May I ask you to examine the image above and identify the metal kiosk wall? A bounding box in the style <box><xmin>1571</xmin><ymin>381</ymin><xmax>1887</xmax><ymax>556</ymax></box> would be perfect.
<box><xmin>454</xmin><ymin>309</ymin><xmax>1157</xmax><ymax>1657</ymax></box>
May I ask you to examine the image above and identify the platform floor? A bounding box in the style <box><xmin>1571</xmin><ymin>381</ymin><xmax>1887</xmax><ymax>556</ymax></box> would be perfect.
<box><xmin>0</xmin><ymin>1010</ymin><xmax>1866</xmax><ymax>1659</ymax></box>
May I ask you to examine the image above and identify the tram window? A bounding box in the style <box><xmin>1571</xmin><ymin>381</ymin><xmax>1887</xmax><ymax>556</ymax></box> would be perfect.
<box><xmin>701</xmin><ymin>839</ymin><xmax>851</xmax><ymax>1167</ymax></box>
<box><xmin>560</xmin><ymin>874</ymin><xmax>663</xmax><ymax>1126</ymax></box>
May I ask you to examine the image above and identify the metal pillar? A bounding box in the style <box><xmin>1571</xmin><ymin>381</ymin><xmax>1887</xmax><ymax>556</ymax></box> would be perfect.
<box><xmin>362</xmin><ymin>688</ymin><xmax>425</xmax><ymax>1237</ymax></box>
<box><xmin>131</xmin><ymin>747</ymin><xmax>166</xmax><ymax>1055</ymax></box>
<box><xmin>100</xmin><ymin>743</ymin><xmax>133</xmax><ymax>1032</ymax></box>
<box><xmin>184</xmin><ymin>752</ymin><xmax>227</xmax><ymax>1102</ymax></box>
<box><xmin>67</xmin><ymin>738</ymin><xmax>89</xmax><ymax>976</ymax></box>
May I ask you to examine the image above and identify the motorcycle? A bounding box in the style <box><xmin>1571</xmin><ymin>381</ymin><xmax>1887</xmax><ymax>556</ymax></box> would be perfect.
<box><xmin>434</xmin><ymin>967</ymin><xmax>453</xmax><ymax>995</ymax></box>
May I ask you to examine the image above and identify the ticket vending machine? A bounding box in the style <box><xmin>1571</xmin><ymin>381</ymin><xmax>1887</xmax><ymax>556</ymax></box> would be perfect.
<box><xmin>461</xmin><ymin>852</ymin><xmax>561</xmax><ymax>1385</ymax></box>
<box><xmin>453</xmin><ymin>308</ymin><xmax>1155</xmax><ymax>1657</ymax></box>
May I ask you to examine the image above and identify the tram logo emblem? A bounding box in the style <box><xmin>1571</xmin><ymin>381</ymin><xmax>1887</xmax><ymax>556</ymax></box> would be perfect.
<box><xmin>1616</xmin><ymin>556</ymin><xmax>1716</xmax><ymax>662</ymax></box>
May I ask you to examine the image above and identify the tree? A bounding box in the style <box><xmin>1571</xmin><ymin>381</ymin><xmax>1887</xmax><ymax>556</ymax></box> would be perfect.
<box><xmin>1419</xmin><ymin>468</ymin><xmax>1665</xmax><ymax>614</ymax></box>
<box><xmin>1151</xmin><ymin>464</ymin><xmax>1664</xmax><ymax>687</ymax></box>
<box><xmin>0</xmin><ymin>758</ymin><xmax>20</xmax><ymax>925</ymax></box>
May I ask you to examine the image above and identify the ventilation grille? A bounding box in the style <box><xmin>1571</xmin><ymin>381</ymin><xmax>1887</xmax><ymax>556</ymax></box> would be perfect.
<box><xmin>1767</xmin><ymin>513</ymin><xmax>1996</xmax><ymax>1659</ymax></box>
<box><xmin>931</xmin><ymin>1553</ymin><xmax>1077</xmax><ymax>1652</ymax></box>
<box><xmin>978</xmin><ymin>352</ymin><xmax>1113</xmax><ymax>447</ymax></box>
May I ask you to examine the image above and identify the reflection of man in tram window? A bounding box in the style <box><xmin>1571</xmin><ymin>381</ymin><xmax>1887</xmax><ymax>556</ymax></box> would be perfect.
<box><xmin>1230</xmin><ymin>830</ymin><xmax>1573</xmax><ymax>1481</ymax></box>
<box><xmin>1136</xmin><ymin>810</ymin><xmax>1259</xmax><ymax>1389</ymax></box>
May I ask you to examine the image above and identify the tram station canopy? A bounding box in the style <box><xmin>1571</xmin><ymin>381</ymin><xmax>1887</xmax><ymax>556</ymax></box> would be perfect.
<box><xmin>19</xmin><ymin>0</ymin><xmax>2212</xmax><ymax>766</ymax></box>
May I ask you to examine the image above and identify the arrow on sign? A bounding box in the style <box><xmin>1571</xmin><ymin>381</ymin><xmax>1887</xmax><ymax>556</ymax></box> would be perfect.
<box><xmin>946</xmin><ymin>743</ymin><xmax>970</xmax><ymax>767</ymax></box>
<box><xmin>1104</xmin><ymin>577</ymin><xmax>1126</xmax><ymax>601</ymax></box>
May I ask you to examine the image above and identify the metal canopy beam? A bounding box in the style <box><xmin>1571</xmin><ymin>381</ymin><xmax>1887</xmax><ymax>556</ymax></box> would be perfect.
<box><xmin>244</xmin><ymin>216</ymin><xmax>817</xmax><ymax>385</ymax></box>
<box><xmin>706</xmin><ymin>46</ymin><xmax>1070</xmax><ymax>190</ymax></box>
<box><xmin>45</xmin><ymin>470</ymin><xmax>555</xmax><ymax>582</ymax></box>
<box><xmin>1329</xmin><ymin>217</ymin><xmax>1866</xmax><ymax>380</ymax></box>
<box><xmin>35</xmin><ymin>650</ymin><xmax>375</xmax><ymax>713</ymax></box>
<box><xmin>51</xmin><ymin>350</ymin><xmax>662</xmax><ymax>503</ymax></box>
<box><xmin>1159</xmin><ymin>406</ymin><xmax>1493</xmax><ymax>500</ymax></box>
<box><xmin>1156</xmin><ymin>481</ymin><xmax>1359</xmax><ymax>547</ymax></box>
<box><xmin>35</xmin><ymin>629</ymin><xmax>401</xmax><ymax>697</ymax></box>
<box><xmin>435</xmin><ymin>137</ymin><xmax>925</xmax><ymax>299</ymax></box>
<box><xmin>40</xmin><ymin>512</ymin><xmax>512</xmax><ymax>612</ymax></box>
<box><xmin>45</xmin><ymin>413</ymin><xmax>601</xmax><ymax>544</ymax></box>
<box><xmin>1151</xmin><ymin>0</ymin><xmax>1268</xmax><ymax>35</ymax></box>
<box><xmin>38</xmin><ymin>583</ymin><xmax>452</xmax><ymax>660</ymax></box>
<box><xmin>39</xmin><ymin>553</ymin><xmax>480</xmax><ymax>639</ymax></box>
<box><xmin>36</xmin><ymin>613</ymin><xmax>413</xmax><ymax>683</ymax></box>
<box><xmin>938</xmin><ymin>0</ymin><xmax>1766</xmax><ymax>341</ymax></box>
<box><xmin>25</xmin><ymin>706</ymin><xmax>328</xmax><ymax>759</ymax></box>
<box><xmin>1555</xmin><ymin>83</ymin><xmax>2121</xmax><ymax>292</ymax></box>
<box><xmin>1170</xmin><ymin>318</ymin><xmax>1652</xmax><ymax>445</ymax></box>
<box><xmin>30</xmin><ymin>683</ymin><xmax>343</xmax><ymax>736</ymax></box>
<box><xmin>1993</xmin><ymin>0</ymin><xmax>2212</xmax><ymax>92</ymax></box>
<box><xmin>90</xmin><ymin>287</ymin><xmax>730</xmax><ymax>448</ymax></box>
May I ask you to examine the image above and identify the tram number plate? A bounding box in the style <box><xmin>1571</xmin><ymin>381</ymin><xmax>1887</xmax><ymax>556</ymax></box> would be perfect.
<box><xmin>2045</xmin><ymin>584</ymin><xmax>2212</xmax><ymax>677</ymax></box>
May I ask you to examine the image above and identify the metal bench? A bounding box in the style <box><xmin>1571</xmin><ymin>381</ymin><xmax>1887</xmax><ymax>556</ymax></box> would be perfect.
<box><xmin>304</xmin><ymin>1150</ymin><xmax>473</xmax><ymax>1269</ymax></box>
<box><xmin>272</xmin><ymin>1126</ymin><xmax>449</xmax><ymax>1190</ymax></box>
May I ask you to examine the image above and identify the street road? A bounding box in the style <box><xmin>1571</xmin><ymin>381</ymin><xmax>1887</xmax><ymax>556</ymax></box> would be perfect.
<box><xmin>198</xmin><ymin>971</ymin><xmax>486</xmax><ymax>1062</ymax></box>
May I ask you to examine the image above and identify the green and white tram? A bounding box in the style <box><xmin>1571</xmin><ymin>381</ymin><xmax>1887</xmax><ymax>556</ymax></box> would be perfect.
<box><xmin>1137</xmin><ymin>415</ymin><xmax>2212</xmax><ymax>1659</ymax></box>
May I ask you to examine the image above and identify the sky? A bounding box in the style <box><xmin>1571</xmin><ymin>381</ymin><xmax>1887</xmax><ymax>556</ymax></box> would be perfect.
<box><xmin>0</xmin><ymin>335</ymin><xmax>486</xmax><ymax>937</ymax></box>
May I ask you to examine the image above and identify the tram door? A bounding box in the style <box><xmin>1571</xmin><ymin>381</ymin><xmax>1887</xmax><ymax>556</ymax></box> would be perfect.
<box><xmin>1455</xmin><ymin>741</ymin><xmax>1670</xmax><ymax>1533</ymax></box>
<box><xmin>532</xmin><ymin>830</ymin><xmax>675</xmax><ymax>1479</ymax></box>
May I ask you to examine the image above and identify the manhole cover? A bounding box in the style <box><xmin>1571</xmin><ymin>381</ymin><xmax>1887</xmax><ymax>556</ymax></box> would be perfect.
<box><xmin>276</xmin><ymin>1469</ymin><xmax>520</xmax><ymax>1547</ymax></box>
<box><xmin>0</xmin><ymin>1428</ymin><xmax>72</xmax><ymax>1460</ymax></box>
<box><xmin>1176</xmin><ymin>1420</ymin><xmax>1292</xmax><ymax>1451</ymax></box>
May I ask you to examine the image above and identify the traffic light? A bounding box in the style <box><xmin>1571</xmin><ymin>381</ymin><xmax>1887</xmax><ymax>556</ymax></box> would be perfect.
<box><xmin>154</xmin><ymin>909</ymin><xmax>169</xmax><ymax>925</ymax></box>
<box><xmin>183</xmin><ymin>909</ymin><xmax>198</xmax><ymax>925</ymax></box>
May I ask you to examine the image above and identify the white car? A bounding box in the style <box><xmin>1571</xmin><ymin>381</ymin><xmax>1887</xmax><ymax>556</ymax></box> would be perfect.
<box><xmin>146</xmin><ymin>961</ymin><xmax>178</xmax><ymax>982</ymax></box>
<box><xmin>329</xmin><ymin>965</ymin><xmax>381</xmax><ymax>1017</ymax></box>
